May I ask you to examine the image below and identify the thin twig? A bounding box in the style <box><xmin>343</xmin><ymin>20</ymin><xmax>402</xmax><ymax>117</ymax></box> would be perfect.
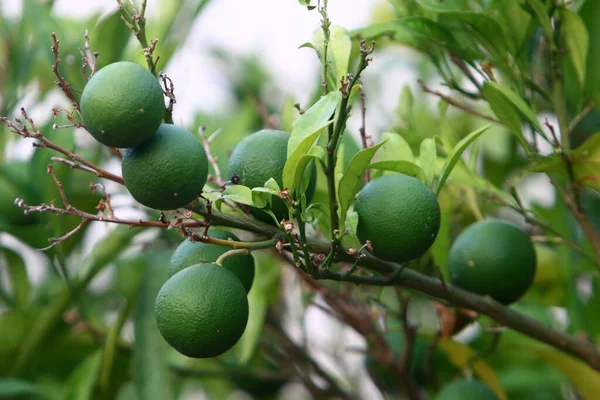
<box><xmin>80</xmin><ymin>30</ymin><xmax>98</xmax><ymax>81</ymax></box>
<box><xmin>358</xmin><ymin>85</ymin><xmax>371</xmax><ymax>184</ymax></box>
<box><xmin>47</xmin><ymin>165</ymin><xmax>71</xmax><ymax>209</ymax></box>
<box><xmin>1</xmin><ymin>109</ymin><xmax>125</xmax><ymax>184</ymax></box>
<box><xmin>40</xmin><ymin>219</ymin><xmax>89</xmax><ymax>251</ymax></box>
<box><xmin>199</xmin><ymin>126</ymin><xmax>225</xmax><ymax>188</ymax></box>
<box><xmin>567</xmin><ymin>101</ymin><xmax>595</xmax><ymax>136</ymax></box>
<box><xmin>51</xmin><ymin>33</ymin><xmax>80</xmax><ymax>111</ymax></box>
<box><xmin>417</xmin><ymin>79</ymin><xmax>501</xmax><ymax>123</ymax></box>
<box><xmin>160</xmin><ymin>72</ymin><xmax>176</xmax><ymax>124</ymax></box>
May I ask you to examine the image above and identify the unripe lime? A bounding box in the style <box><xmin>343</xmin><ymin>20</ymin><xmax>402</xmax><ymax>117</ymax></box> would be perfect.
<box><xmin>154</xmin><ymin>263</ymin><xmax>249</xmax><ymax>358</ymax></box>
<box><xmin>227</xmin><ymin>129</ymin><xmax>316</xmax><ymax>222</ymax></box>
<box><xmin>169</xmin><ymin>229</ymin><xmax>255</xmax><ymax>293</ymax></box>
<box><xmin>354</xmin><ymin>174</ymin><xmax>441</xmax><ymax>262</ymax></box>
<box><xmin>80</xmin><ymin>61</ymin><xmax>165</xmax><ymax>148</ymax></box>
<box><xmin>448</xmin><ymin>220</ymin><xmax>536</xmax><ymax>304</ymax></box>
<box><xmin>122</xmin><ymin>124</ymin><xmax>208</xmax><ymax>210</ymax></box>
<box><xmin>436</xmin><ymin>379</ymin><xmax>498</xmax><ymax>400</ymax></box>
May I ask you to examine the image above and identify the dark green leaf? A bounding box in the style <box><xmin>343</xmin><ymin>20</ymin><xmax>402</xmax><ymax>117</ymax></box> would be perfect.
<box><xmin>368</xmin><ymin>160</ymin><xmax>422</xmax><ymax>177</ymax></box>
<box><xmin>1</xmin><ymin>247</ymin><xmax>30</xmax><ymax>308</ymax></box>
<box><xmin>581</xmin><ymin>0</ymin><xmax>600</xmax><ymax>107</ymax></box>
<box><xmin>0</xmin><ymin>378</ymin><xmax>37</xmax><ymax>396</ymax></box>
<box><xmin>64</xmin><ymin>350</ymin><xmax>103</xmax><ymax>400</ymax></box>
<box><xmin>525</xmin><ymin>0</ymin><xmax>553</xmax><ymax>40</ymax></box>
<box><xmin>560</xmin><ymin>8</ymin><xmax>589</xmax><ymax>87</ymax></box>
<box><xmin>93</xmin><ymin>10</ymin><xmax>131</xmax><ymax>69</ymax></box>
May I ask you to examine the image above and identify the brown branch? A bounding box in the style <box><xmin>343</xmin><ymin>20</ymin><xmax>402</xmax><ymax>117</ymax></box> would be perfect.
<box><xmin>48</xmin><ymin>164</ymin><xmax>70</xmax><ymax>209</ymax></box>
<box><xmin>51</xmin><ymin>33</ymin><xmax>80</xmax><ymax>111</ymax></box>
<box><xmin>358</xmin><ymin>85</ymin><xmax>371</xmax><ymax>184</ymax></box>
<box><xmin>80</xmin><ymin>30</ymin><xmax>98</xmax><ymax>81</ymax></box>
<box><xmin>199</xmin><ymin>126</ymin><xmax>225</xmax><ymax>188</ymax></box>
<box><xmin>160</xmin><ymin>72</ymin><xmax>176</xmax><ymax>124</ymax></box>
<box><xmin>1</xmin><ymin>109</ymin><xmax>125</xmax><ymax>185</ymax></box>
<box><xmin>417</xmin><ymin>79</ymin><xmax>501</xmax><ymax>123</ymax></box>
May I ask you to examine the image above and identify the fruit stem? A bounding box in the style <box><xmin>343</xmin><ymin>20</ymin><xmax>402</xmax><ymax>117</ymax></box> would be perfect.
<box><xmin>215</xmin><ymin>248</ymin><xmax>250</xmax><ymax>266</ymax></box>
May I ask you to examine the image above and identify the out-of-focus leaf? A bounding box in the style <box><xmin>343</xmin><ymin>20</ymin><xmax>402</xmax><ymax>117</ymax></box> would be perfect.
<box><xmin>1</xmin><ymin>247</ymin><xmax>30</xmax><ymax>308</ymax></box>
<box><xmin>368</xmin><ymin>160</ymin><xmax>422</xmax><ymax>177</ymax></box>
<box><xmin>572</xmin><ymin>132</ymin><xmax>600</xmax><ymax>192</ymax></box>
<box><xmin>338</xmin><ymin>141</ymin><xmax>385</xmax><ymax>230</ymax></box>
<box><xmin>0</xmin><ymin>378</ymin><xmax>38</xmax><ymax>396</ymax></box>
<box><xmin>560</xmin><ymin>8</ymin><xmax>589</xmax><ymax>87</ymax></box>
<box><xmin>134</xmin><ymin>252</ymin><xmax>173</xmax><ymax>400</ymax></box>
<box><xmin>64</xmin><ymin>350</ymin><xmax>103</xmax><ymax>400</ymax></box>
<box><xmin>280</xmin><ymin>95</ymin><xmax>299</xmax><ymax>133</ymax></box>
<box><xmin>93</xmin><ymin>9</ymin><xmax>132</xmax><ymax>69</ymax></box>
<box><xmin>314</xmin><ymin>25</ymin><xmax>351</xmax><ymax>90</ymax></box>
<box><xmin>439</xmin><ymin>339</ymin><xmax>507</xmax><ymax>400</ymax></box>
<box><xmin>531</xmin><ymin>347</ymin><xmax>600</xmax><ymax>400</ymax></box>
<box><xmin>525</xmin><ymin>0</ymin><xmax>553</xmax><ymax>40</ymax></box>
<box><xmin>435</xmin><ymin>124</ymin><xmax>491</xmax><ymax>196</ymax></box>
<box><xmin>418</xmin><ymin>138</ymin><xmax>437</xmax><ymax>185</ymax></box>
<box><xmin>581</xmin><ymin>0</ymin><xmax>600</xmax><ymax>107</ymax></box>
<box><xmin>288</xmin><ymin>91</ymin><xmax>340</xmax><ymax>156</ymax></box>
<box><xmin>416</xmin><ymin>0</ymin><xmax>470</xmax><ymax>12</ymax></box>
<box><xmin>398</xmin><ymin>85</ymin><xmax>414</xmax><ymax>125</ymax></box>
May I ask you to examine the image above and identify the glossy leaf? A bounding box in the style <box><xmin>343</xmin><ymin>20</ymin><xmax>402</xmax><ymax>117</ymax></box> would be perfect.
<box><xmin>338</xmin><ymin>141</ymin><xmax>385</xmax><ymax>229</ymax></box>
<box><xmin>283</xmin><ymin>129</ymin><xmax>326</xmax><ymax>193</ymax></box>
<box><xmin>287</xmin><ymin>91</ymin><xmax>340</xmax><ymax>157</ymax></box>
<box><xmin>217</xmin><ymin>185</ymin><xmax>256</xmax><ymax>210</ymax></box>
<box><xmin>439</xmin><ymin>339</ymin><xmax>507</xmax><ymax>400</ymax></box>
<box><xmin>560</xmin><ymin>8</ymin><xmax>589</xmax><ymax>87</ymax></box>
<box><xmin>368</xmin><ymin>160</ymin><xmax>422</xmax><ymax>177</ymax></box>
<box><xmin>435</xmin><ymin>124</ymin><xmax>491</xmax><ymax>196</ymax></box>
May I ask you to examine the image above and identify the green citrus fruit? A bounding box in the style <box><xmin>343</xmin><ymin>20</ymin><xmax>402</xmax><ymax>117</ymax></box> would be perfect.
<box><xmin>80</xmin><ymin>61</ymin><xmax>164</xmax><ymax>148</ymax></box>
<box><xmin>448</xmin><ymin>220</ymin><xmax>537</xmax><ymax>304</ymax></box>
<box><xmin>154</xmin><ymin>263</ymin><xmax>249</xmax><ymax>358</ymax></box>
<box><xmin>122</xmin><ymin>124</ymin><xmax>208</xmax><ymax>210</ymax></box>
<box><xmin>436</xmin><ymin>379</ymin><xmax>498</xmax><ymax>400</ymax></box>
<box><xmin>354</xmin><ymin>174</ymin><xmax>441</xmax><ymax>262</ymax></box>
<box><xmin>227</xmin><ymin>129</ymin><xmax>316</xmax><ymax>223</ymax></box>
<box><xmin>169</xmin><ymin>228</ymin><xmax>255</xmax><ymax>293</ymax></box>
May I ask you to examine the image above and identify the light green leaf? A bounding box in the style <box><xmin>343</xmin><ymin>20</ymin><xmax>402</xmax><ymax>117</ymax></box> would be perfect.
<box><xmin>439</xmin><ymin>339</ymin><xmax>507</xmax><ymax>400</ymax></box>
<box><xmin>218</xmin><ymin>185</ymin><xmax>256</xmax><ymax>210</ymax></box>
<box><xmin>380</xmin><ymin>132</ymin><xmax>414</xmax><ymax>162</ymax></box>
<box><xmin>0</xmin><ymin>378</ymin><xmax>37</xmax><ymax>396</ymax></box>
<box><xmin>526</xmin><ymin>0</ymin><xmax>553</xmax><ymax>40</ymax></box>
<box><xmin>482</xmin><ymin>82</ymin><xmax>534</xmax><ymax>149</ymax></box>
<box><xmin>283</xmin><ymin>129</ymin><xmax>326</xmax><ymax>193</ymax></box>
<box><xmin>531</xmin><ymin>347</ymin><xmax>600</xmax><ymax>400</ymax></box>
<box><xmin>338</xmin><ymin>141</ymin><xmax>385</xmax><ymax>230</ymax></box>
<box><xmin>573</xmin><ymin>132</ymin><xmax>600</xmax><ymax>192</ymax></box>
<box><xmin>280</xmin><ymin>95</ymin><xmax>299</xmax><ymax>132</ymax></box>
<box><xmin>288</xmin><ymin>91</ymin><xmax>341</xmax><ymax>156</ymax></box>
<box><xmin>368</xmin><ymin>160</ymin><xmax>422</xmax><ymax>177</ymax></box>
<box><xmin>418</xmin><ymin>138</ymin><xmax>437</xmax><ymax>185</ymax></box>
<box><xmin>399</xmin><ymin>85</ymin><xmax>414</xmax><ymax>124</ymax></box>
<box><xmin>1</xmin><ymin>247</ymin><xmax>30</xmax><ymax>309</ymax></box>
<box><xmin>560</xmin><ymin>8</ymin><xmax>589</xmax><ymax>87</ymax></box>
<box><xmin>302</xmin><ymin>202</ymin><xmax>330</xmax><ymax>224</ymax></box>
<box><xmin>314</xmin><ymin>25</ymin><xmax>352</xmax><ymax>89</ymax></box>
<box><xmin>416</xmin><ymin>0</ymin><xmax>470</xmax><ymax>12</ymax></box>
<box><xmin>435</xmin><ymin>124</ymin><xmax>492</xmax><ymax>196</ymax></box>
<box><xmin>64</xmin><ymin>351</ymin><xmax>103</xmax><ymax>400</ymax></box>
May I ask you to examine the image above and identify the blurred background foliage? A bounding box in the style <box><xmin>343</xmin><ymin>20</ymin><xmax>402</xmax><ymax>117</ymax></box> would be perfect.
<box><xmin>1</xmin><ymin>0</ymin><xmax>600</xmax><ymax>399</ymax></box>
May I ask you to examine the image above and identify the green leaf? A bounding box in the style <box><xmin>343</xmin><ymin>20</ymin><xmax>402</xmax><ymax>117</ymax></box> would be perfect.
<box><xmin>338</xmin><ymin>141</ymin><xmax>385</xmax><ymax>230</ymax></box>
<box><xmin>573</xmin><ymin>132</ymin><xmax>600</xmax><ymax>192</ymax></box>
<box><xmin>93</xmin><ymin>9</ymin><xmax>131</xmax><ymax>69</ymax></box>
<box><xmin>288</xmin><ymin>91</ymin><xmax>341</xmax><ymax>157</ymax></box>
<box><xmin>581</xmin><ymin>0</ymin><xmax>600</xmax><ymax>107</ymax></box>
<box><xmin>368</xmin><ymin>160</ymin><xmax>422</xmax><ymax>177</ymax></box>
<box><xmin>64</xmin><ymin>350</ymin><xmax>103</xmax><ymax>400</ymax></box>
<box><xmin>525</xmin><ymin>0</ymin><xmax>553</xmax><ymax>40</ymax></box>
<box><xmin>435</xmin><ymin>124</ymin><xmax>492</xmax><ymax>196</ymax></box>
<box><xmin>283</xmin><ymin>129</ymin><xmax>326</xmax><ymax>193</ymax></box>
<box><xmin>416</xmin><ymin>0</ymin><xmax>470</xmax><ymax>12</ymax></box>
<box><xmin>1</xmin><ymin>247</ymin><xmax>30</xmax><ymax>308</ymax></box>
<box><xmin>418</xmin><ymin>138</ymin><xmax>437</xmax><ymax>185</ymax></box>
<box><xmin>560</xmin><ymin>8</ymin><xmax>589</xmax><ymax>87</ymax></box>
<box><xmin>314</xmin><ymin>25</ymin><xmax>351</xmax><ymax>90</ymax></box>
<box><xmin>0</xmin><ymin>378</ymin><xmax>37</xmax><ymax>396</ymax></box>
<box><xmin>380</xmin><ymin>132</ymin><xmax>415</xmax><ymax>162</ymax></box>
<box><xmin>439</xmin><ymin>339</ymin><xmax>507</xmax><ymax>400</ymax></box>
<box><xmin>398</xmin><ymin>85</ymin><xmax>414</xmax><ymax>124</ymax></box>
<box><xmin>133</xmin><ymin>252</ymin><xmax>173</xmax><ymax>400</ymax></box>
<box><xmin>218</xmin><ymin>185</ymin><xmax>257</xmax><ymax>210</ymax></box>
<box><xmin>531</xmin><ymin>347</ymin><xmax>600</xmax><ymax>400</ymax></box>
<box><xmin>294</xmin><ymin>146</ymin><xmax>326</xmax><ymax>204</ymax></box>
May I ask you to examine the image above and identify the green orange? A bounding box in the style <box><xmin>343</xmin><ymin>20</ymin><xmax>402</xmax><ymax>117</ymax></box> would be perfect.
<box><xmin>169</xmin><ymin>229</ymin><xmax>255</xmax><ymax>293</ymax></box>
<box><xmin>80</xmin><ymin>61</ymin><xmax>165</xmax><ymax>148</ymax></box>
<box><xmin>448</xmin><ymin>220</ymin><xmax>536</xmax><ymax>304</ymax></box>
<box><xmin>354</xmin><ymin>174</ymin><xmax>441</xmax><ymax>263</ymax></box>
<box><xmin>227</xmin><ymin>129</ymin><xmax>316</xmax><ymax>222</ymax></box>
<box><xmin>154</xmin><ymin>263</ymin><xmax>249</xmax><ymax>358</ymax></box>
<box><xmin>121</xmin><ymin>124</ymin><xmax>208</xmax><ymax>210</ymax></box>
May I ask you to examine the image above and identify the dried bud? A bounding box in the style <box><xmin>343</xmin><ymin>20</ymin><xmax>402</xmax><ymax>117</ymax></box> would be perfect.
<box><xmin>346</xmin><ymin>247</ymin><xmax>357</xmax><ymax>256</ymax></box>
<box><xmin>279</xmin><ymin>188</ymin><xmax>291</xmax><ymax>201</ymax></box>
<box><xmin>282</xmin><ymin>220</ymin><xmax>295</xmax><ymax>233</ymax></box>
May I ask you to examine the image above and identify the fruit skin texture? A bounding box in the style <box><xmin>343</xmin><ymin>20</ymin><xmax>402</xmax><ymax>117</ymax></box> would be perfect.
<box><xmin>80</xmin><ymin>61</ymin><xmax>164</xmax><ymax>148</ymax></box>
<box><xmin>227</xmin><ymin>129</ymin><xmax>316</xmax><ymax>222</ymax></box>
<box><xmin>154</xmin><ymin>263</ymin><xmax>249</xmax><ymax>358</ymax></box>
<box><xmin>122</xmin><ymin>124</ymin><xmax>208</xmax><ymax>210</ymax></box>
<box><xmin>168</xmin><ymin>228</ymin><xmax>255</xmax><ymax>293</ymax></box>
<box><xmin>435</xmin><ymin>379</ymin><xmax>498</xmax><ymax>400</ymax></box>
<box><xmin>354</xmin><ymin>174</ymin><xmax>441</xmax><ymax>263</ymax></box>
<box><xmin>448</xmin><ymin>220</ymin><xmax>537</xmax><ymax>304</ymax></box>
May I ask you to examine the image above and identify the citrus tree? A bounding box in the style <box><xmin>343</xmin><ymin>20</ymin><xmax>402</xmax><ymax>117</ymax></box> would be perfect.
<box><xmin>1</xmin><ymin>0</ymin><xmax>600</xmax><ymax>399</ymax></box>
